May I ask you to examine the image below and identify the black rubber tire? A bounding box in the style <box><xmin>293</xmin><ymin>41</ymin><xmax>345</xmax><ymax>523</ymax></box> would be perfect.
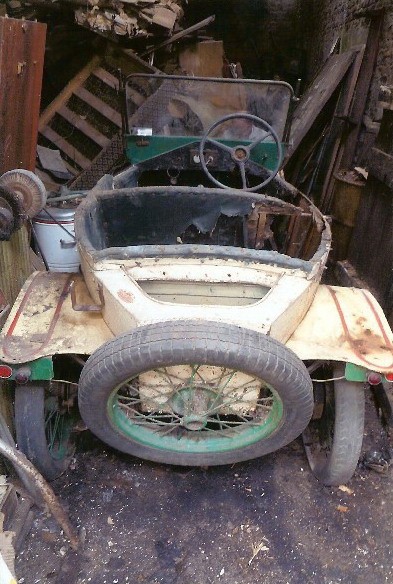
<box><xmin>15</xmin><ymin>383</ymin><xmax>75</xmax><ymax>481</ymax></box>
<box><xmin>79</xmin><ymin>320</ymin><xmax>314</xmax><ymax>466</ymax></box>
<box><xmin>302</xmin><ymin>364</ymin><xmax>365</xmax><ymax>486</ymax></box>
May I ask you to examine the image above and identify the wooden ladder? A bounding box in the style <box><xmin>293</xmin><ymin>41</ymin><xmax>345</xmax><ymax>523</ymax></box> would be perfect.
<box><xmin>37</xmin><ymin>50</ymin><xmax>158</xmax><ymax>190</ymax></box>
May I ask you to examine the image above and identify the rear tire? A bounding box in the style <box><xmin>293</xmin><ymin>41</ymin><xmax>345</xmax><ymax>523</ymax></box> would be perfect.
<box><xmin>302</xmin><ymin>364</ymin><xmax>365</xmax><ymax>486</ymax></box>
<box><xmin>15</xmin><ymin>383</ymin><xmax>76</xmax><ymax>480</ymax></box>
<box><xmin>79</xmin><ymin>320</ymin><xmax>314</xmax><ymax>466</ymax></box>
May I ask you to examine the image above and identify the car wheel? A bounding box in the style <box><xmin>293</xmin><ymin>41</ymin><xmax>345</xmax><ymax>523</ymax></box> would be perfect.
<box><xmin>15</xmin><ymin>382</ymin><xmax>77</xmax><ymax>480</ymax></box>
<box><xmin>79</xmin><ymin>320</ymin><xmax>314</xmax><ymax>466</ymax></box>
<box><xmin>302</xmin><ymin>364</ymin><xmax>365</xmax><ymax>486</ymax></box>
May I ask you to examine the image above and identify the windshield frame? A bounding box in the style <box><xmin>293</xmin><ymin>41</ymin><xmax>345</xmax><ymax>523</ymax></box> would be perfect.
<box><xmin>125</xmin><ymin>73</ymin><xmax>294</xmax><ymax>143</ymax></box>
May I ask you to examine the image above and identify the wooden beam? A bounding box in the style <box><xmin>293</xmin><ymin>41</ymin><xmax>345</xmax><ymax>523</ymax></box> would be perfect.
<box><xmin>319</xmin><ymin>47</ymin><xmax>365</xmax><ymax>212</ymax></box>
<box><xmin>140</xmin><ymin>15</ymin><xmax>216</xmax><ymax>57</ymax></box>
<box><xmin>341</xmin><ymin>12</ymin><xmax>385</xmax><ymax>167</ymax></box>
<box><xmin>0</xmin><ymin>17</ymin><xmax>46</xmax><ymax>172</ymax></box>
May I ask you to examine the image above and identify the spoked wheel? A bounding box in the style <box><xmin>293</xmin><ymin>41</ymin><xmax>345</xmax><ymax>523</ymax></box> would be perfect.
<box><xmin>15</xmin><ymin>382</ymin><xmax>77</xmax><ymax>480</ymax></box>
<box><xmin>302</xmin><ymin>364</ymin><xmax>365</xmax><ymax>486</ymax></box>
<box><xmin>79</xmin><ymin>321</ymin><xmax>314</xmax><ymax>466</ymax></box>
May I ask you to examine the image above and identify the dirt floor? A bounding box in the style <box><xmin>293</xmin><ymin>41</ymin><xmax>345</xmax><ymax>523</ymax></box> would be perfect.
<box><xmin>15</xmin><ymin>389</ymin><xmax>393</xmax><ymax>584</ymax></box>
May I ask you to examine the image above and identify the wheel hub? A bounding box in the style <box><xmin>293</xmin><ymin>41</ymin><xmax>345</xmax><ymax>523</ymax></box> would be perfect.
<box><xmin>169</xmin><ymin>387</ymin><xmax>221</xmax><ymax>431</ymax></box>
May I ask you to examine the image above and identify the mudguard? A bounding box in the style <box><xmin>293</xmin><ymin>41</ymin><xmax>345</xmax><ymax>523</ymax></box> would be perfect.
<box><xmin>0</xmin><ymin>272</ymin><xmax>392</xmax><ymax>374</ymax></box>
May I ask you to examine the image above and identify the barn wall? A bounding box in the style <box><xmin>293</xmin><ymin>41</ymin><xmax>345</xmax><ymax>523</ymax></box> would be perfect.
<box><xmin>306</xmin><ymin>0</ymin><xmax>393</xmax><ymax>164</ymax></box>
<box><xmin>303</xmin><ymin>0</ymin><xmax>393</xmax><ymax>322</ymax></box>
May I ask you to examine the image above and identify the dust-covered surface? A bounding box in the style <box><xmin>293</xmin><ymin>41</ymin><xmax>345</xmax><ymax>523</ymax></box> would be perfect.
<box><xmin>15</xmin><ymin>391</ymin><xmax>393</xmax><ymax>584</ymax></box>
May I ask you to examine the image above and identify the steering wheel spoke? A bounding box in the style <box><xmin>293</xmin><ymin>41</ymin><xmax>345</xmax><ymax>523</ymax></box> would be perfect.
<box><xmin>204</xmin><ymin>136</ymin><xmax>233</xmax><ymax>154</ymax></box>
<box><xmin>238</xmin><ymin>161</ymin><xmax>248</xmax><ymax>190</ymax></box>
<box><xmin>249</xmin><ymin>134</ymin><xmax>270</xmax><ymax>151</ymax></box>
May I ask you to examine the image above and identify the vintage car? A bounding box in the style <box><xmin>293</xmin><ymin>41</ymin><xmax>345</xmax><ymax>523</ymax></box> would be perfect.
<box><xmin>0</xmin><ymin>74</ymin><xmax>392</xmax><ymax>486</ymax></box>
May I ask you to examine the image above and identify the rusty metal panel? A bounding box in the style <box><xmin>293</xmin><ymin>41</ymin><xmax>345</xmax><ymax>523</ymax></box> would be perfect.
<box><xmin>0</xmin><ymin>17</ymin><xmax>46</xmax><ymax>173</ymax></box>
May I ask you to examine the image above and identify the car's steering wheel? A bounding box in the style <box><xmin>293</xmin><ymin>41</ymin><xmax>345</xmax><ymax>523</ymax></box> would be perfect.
<box><xmin>199</xmin><ymin>113</ymin><xmax>283</xmax><ymax>192</ymax></box>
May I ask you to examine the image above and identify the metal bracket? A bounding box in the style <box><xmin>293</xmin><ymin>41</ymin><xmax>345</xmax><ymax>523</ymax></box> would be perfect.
<box><xmin>70</xmin><ymin>281</ymin><xmax>104</xmax><ymax>312</ymax></box>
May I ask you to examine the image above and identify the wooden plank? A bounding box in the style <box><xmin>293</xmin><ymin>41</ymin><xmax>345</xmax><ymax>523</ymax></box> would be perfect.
<box><xmin>319</xmin><ymin>47</ymin><xmax>365</xmax><ymax>211</ymax></box>
<box><xmin>92</xmin><ymin>66</ymin><xmax>119</xmax><ymax>89</ymax></box>
<box><xmin>179</xmin><ymin>41</ymin><xmax>224</xmax><ymax>77</ymax></box>
<box><xmin>39</xmin><ymin>127</ymin><xmax>91</xmax><ymax>169</ymax></box>
<box><xmin>0</xmin><ymin>17</ymin><xmax>46</xmax><ymax>173</ymax></box>
<box><xmin>340</xmin><ymin>12</ymin><xmax>384</xmax><ymax>168</ymax></box>
<box><xmin>74</xmin><ymin>87</ymin><xmax>122</xmax><ymax>127</ymax></box>
<box><xmin>39</xmin><ymin>55</ymin><xmax>101</xmax><ymax>131</ymax></box>
<box><xmin>149</xmin><ymin>5</ymin><xmax>177</xmax><ymax>30</ymax></box>
<box><xmin>348</xmin><ymin>177</ymin><xmax>393</xmax><ymax>306</ymax></box>
<box><xmin>246</xmin><ymin>209</ymin><xmax>268</xmax><ymax>250</ymax></box>
<box><xmin>319</xmin><ymin>14</ymin><xmax>383</xmax><ymax>211</ymax></box>
<box><xmin>0</xmin><ymin>227</ymin><xmax>32</xmax><ymax>306</ymax></box>
<box><xmin>285</xmin><ymin>51</ymin><xmax>356</xmax><ymax>163</ymax></box>
<box><xmin>286</xmin><ymin>213</ymin><xmax>312</xmax><ymax>258</ymax></box>
<box><xmin>58</xmin><ymin>105</ymin><xmax>110</xmax><ymax>149</ymax></box>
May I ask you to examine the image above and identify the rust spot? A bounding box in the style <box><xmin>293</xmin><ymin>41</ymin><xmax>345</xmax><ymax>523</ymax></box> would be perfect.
<box><xmin>118</xmin><ymin>289</ymin><xmax>134</xmax><ymax>303</ymax></box>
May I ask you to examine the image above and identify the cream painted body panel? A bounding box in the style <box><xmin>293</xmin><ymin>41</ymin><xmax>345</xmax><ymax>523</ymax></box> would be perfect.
<box><xmin>95</xmin><ymin>267</ymin><xmax>315</xmax><ymax>342</ymax></box>
<box><xmin>0</xmin><ymin>273</ymin><xmax>392</xmax><ymax>374</ymax></box>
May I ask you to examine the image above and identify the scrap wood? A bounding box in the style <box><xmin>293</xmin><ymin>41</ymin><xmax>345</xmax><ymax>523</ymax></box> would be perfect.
<box><xmin>0</xmin><ymin>438</ymin><xmax>79</xmax><ymax>551</ymax></box>
<box><xmin>140</xmin><ymin>14</ymin><xmax>215</xmax><ymax>57</ymax></box>
<box><xmin>284</xmin><ymin>50</ymin><xmax>357</xmax><ymax>164</ymax></box>
<box><xmin>74</xmin><ymin>0</ymin><xmax>184</xmax><ymax>38</ymax></box>
<box><xmin>22</xmin><ymin>0</ymin><xmax>183</xmax><ymax>38</ymax></box>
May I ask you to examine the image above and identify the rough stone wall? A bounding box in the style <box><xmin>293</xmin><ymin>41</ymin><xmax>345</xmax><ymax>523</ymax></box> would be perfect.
<box><xmin>307</xmin><ymin>0</ymin><xmax>393</xmax><ymax>141</ymax></box>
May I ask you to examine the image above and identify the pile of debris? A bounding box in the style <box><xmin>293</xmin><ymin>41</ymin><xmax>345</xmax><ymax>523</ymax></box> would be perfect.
<box><xmin>74</xmin><ymin>0</ymin><xmax>183</xmax><ymax>39</ymax></box>
<box><xmin>10</xmin><ymin>0</ymin><xmax>184</xmax><ymax>39</ymax></box>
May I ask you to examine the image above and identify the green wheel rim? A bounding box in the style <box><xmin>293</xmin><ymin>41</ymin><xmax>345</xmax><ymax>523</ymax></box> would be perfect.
<box><xmin>108</xmin><ymin>364</ymin><xmax>284</xmax><ymax>455</ymax></box>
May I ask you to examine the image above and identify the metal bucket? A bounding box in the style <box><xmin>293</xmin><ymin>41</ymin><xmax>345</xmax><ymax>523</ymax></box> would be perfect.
<box><xmin>33</xmin><ymin>206</ymin><xmax>80</xmax><ymax>272</ymax></box>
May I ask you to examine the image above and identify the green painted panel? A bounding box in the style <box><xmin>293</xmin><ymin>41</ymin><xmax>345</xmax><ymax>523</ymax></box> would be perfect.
<box><xmin>125</xmin><ymin>134</ymin><xmax>283</xmax><ymax>170</ymax></box>
<box><xmin>345</xmin><ymin>362</ymin><xmax>367</xmax><ymax>382</ymax></box>
<box><xmin>0</xmin><ymin>356</ymin><xmax>54</xmax><ymax>381</ymax></box>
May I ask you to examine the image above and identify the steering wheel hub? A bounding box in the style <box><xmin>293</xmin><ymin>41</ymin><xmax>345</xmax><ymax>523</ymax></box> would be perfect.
<box><xmin>233</xmin><ymin>146</ymin><xmax>249</xmax><ymax>162</ymax></box>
